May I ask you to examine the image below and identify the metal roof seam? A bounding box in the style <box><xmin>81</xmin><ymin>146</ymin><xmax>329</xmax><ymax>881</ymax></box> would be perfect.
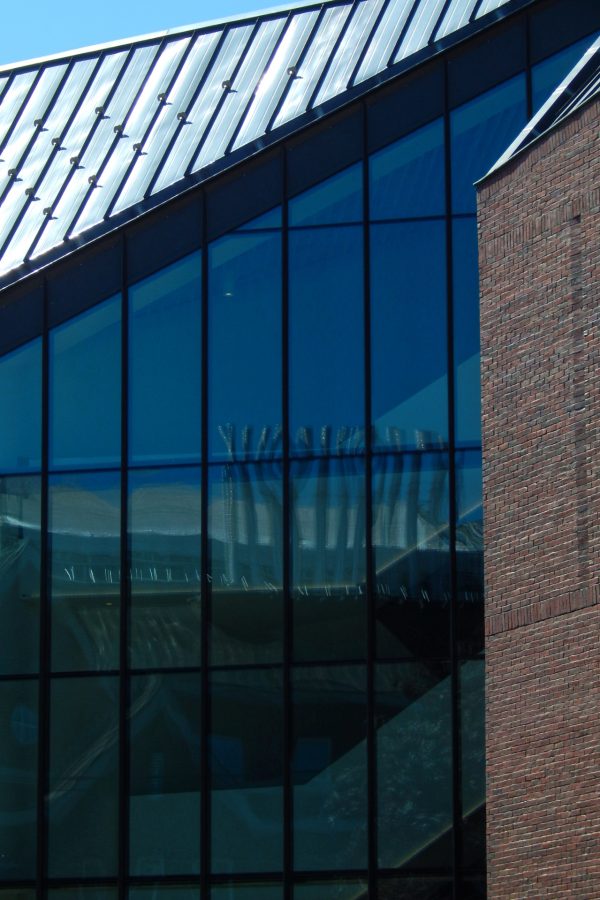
<box><xmin>306</xmin><ymin>0</ymin><xmax>362</xmax><ymax>110</ymax></box>
<box><xmin>430</xmin><ymin>0</ymin><xmax>459</xmax><ymax>43</ymax></box>
<box><xmin>348</xmin><ymin>0</ymin><xmax>393</xmax><ymax>88</ymax></box>
<box><xmin>386</xmin><ymin>0</ymin><xmax>422</xmax><ymax>68</ymax></box>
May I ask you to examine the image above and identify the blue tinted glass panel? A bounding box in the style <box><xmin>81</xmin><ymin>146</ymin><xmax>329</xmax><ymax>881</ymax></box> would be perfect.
<box><xmin>293</xmin><ymin>665</ymin><xmax>367</xmax><ymax>871</ymax></box>
<box><xmin>451</xmin><ymin>74</ymin><xmax>527</xmax><ymax>213</ymax></box>
<box><xmin>49</xmin><ymin>892</ymin><xmax>117</xmax><ymax>900</ymax></box>
<box><xmin>294</xmin><ymin>882</ymin><xmax>367</xmax><ymax>899</ymax></box>
<box><xmin>377</xmin><ymin>663</ymin><xmax>453</xmax><ymax>869</ymax></box>
<box><xmin>237</xmin><ymin>207</ymin><xmax>282</xmax><ymax>230</ymax></box>
<box><xmin>48</xmin><ymin>676</ymin><xmax>118</xmax><ymax>877</ymax></box>
<box><xmin>456</xmin><ymin>450</ymin><xmax>483</xmax><ymax>657</ymax></box>
<box><xmin>212</xmin><ymin>887</ymin><xmax>282</xmax><ymax>899</ymax></box>
<box><xmin>130</xmin><ymin>673</ymin><xmax>201</xmax><ymax>875</ymax></box>
<box><xmin>49</xmin><ymin>472</ymin><xmax>120</xmax><ymax>672</ymax></box>
<box><xmin>373</xmin><ymin>453</ymin><xmax>450</xmax><ymax>659</ymax></box>
<box><xmin>291</xmin><ymin>458</ymin><xmax>366</xmax><ymax>662</ymax></box>
<box><xmin>0</xmin><ymin>338</ymin><xmax>42</xmax><ymax>474</ymax></box>
<box><xmin>289</xmin><ymin>227</ymin><xmax>364</xmax><ymax>456</ymax></box>
<box><xmin>0</xmin><ymin>476</ymin><xmax>41</xmax><ymax>675</ymax></box>
<box><xmin>532</xmin><ymin>35</ymin><xmax>599</xmax><ymax>113</ymax></box>
<box><xmin>453</xmin><ymin>217</ymin><xmax>480</xmax><ymax>448</ymax></box>
<box><xmin>129</xmin><ymin>890</ymin><xmax>199</xmax><ymax>900</ymax></box>
<box><xmin>461</xmin><ymin>660</ymin><xmax>485</xmax><ymax>870</ymax></box>
<box><xmin>0</xmin><ymin>680</ymin><xmax>37</xmax><ymax>879</ymax></box>
<box><xmin>209</xmin><ymin>226</ymin><xmax>281</xmax><ymax>461</ymax></box>
<box><xmin>209</xmin><ymin>462</ymin><xmax>283</xmax><ymax>666</ymax></box>
<box><xmin>289</xmin><ymin>164</ymin><xmax>362</xmax><ymax>226</ymax></box>
<box><xmin>211</xmin><ymin>668</ymin><xmax>283</xmax><ymax>873</ymax></box>
<box><xmin>50</xmin><ymin>295</ymin><xmax>121</xmax><ymax>470</ymax></box>
<box><xmin>129</xmin><ymin>468</ymin><xmax>201</xmax><ymax>669</ymax></box>
<box><xmin>371</xmin><ymin>221</ymin><xmax>448</xmax><ymax>451</ymax></box>
<box><xmin>370</xmin><ymin>119</ymin><xmax>445</xmax><ymax>220</ymax></box>
<box><xmin>129</xmin><ymin>253</ymin><xmax>201</xmax><ymax>465</ymax></box>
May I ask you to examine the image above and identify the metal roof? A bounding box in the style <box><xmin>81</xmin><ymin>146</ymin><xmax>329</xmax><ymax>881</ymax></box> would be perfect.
<box><xmin>485</xmin><ymin>32</ymin><xmax>600</xmax><ymax>178</ymax></box>
<box><xmin>0</xmin><ymin>0</ymin><xmax>516</xmax><ymax>287</ymax></box>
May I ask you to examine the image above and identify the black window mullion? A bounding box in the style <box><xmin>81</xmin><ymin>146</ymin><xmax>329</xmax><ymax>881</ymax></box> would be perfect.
<box><xmin>118</xmin><ymin>234</ymin><xmax>129</xmax><ymax>900</ymax></box>
<box><xmin>200</xmin><ymin>193</ymin><xmax>210</xmax><ymax>899</ymax></box>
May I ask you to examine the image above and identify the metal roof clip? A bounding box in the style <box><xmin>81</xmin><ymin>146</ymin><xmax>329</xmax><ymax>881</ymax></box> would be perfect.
<box><xmin>25</xmin><ymin>187</ymin><xmax>35</xmax><ymax>197</ymax></box>
<box><xmin>157</xmin><ymin>92</ymin><xmax>167</xmax><ymax>103</ymax></box>
<box><xmin>287</xmin><ymin>66</ymin><xmax>298</xmax><ymax>77</ymax></box>
<box><xmin>133</xmin><ymin>142</ymin><xmax>143</xmax><ymax>153</ymax></box>
<box><xmin>177</xmin><ymin>111</ymin><xmax>187</xmax><ymax>121</ymax></box>
<box><xmin>51</xmin><ymin>136</ymin><xmax>61</xmax><ymax>146</ymax></box>
<box><xmin>7</xmin><ymin>168</ymin><xmax>17</xmax><ymax>178</ymax></box>
<box><xmin>113</xmin><ymin>124</ymin><xmax>124</xmax><ymax>134</ymax></box>
<box><xmin>33</xmin><ymin>118</ymin><xmax>44</xmax><ymax>128</ymax></box>
<box><xmin>222</xmin><ymin>79</ymin><xmax>232</xmax><ymax>91</ymax></box>
<box><xmin>95</xmin><ymin>105</ymin><xmax>105</xmax><ymax>116</ymax></box>
<box><xmin>70</xmin><ymin>155</ymin><xmax>80</xmax><ymax>166</ymax></box>
<box><xmin>43</xmin><ymin>207</ymin><xmax>53</xmax><ymax>217</ymax></box>
<box><xmin>88</xmin><ymin>174</ymin><xmax>98</xmax><ymax>186</ymax></box>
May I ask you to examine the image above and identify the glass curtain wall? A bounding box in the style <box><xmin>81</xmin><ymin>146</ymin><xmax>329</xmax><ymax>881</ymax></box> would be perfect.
<box><xmin>0</xmin><ymin>3</ymin><xmax>596</xmax><ymax>897</ymax></box>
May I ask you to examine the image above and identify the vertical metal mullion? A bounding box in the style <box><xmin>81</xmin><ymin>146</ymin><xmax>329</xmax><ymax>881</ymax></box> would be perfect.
<box><xmin>118</xmin><ymin>234</ymin><xmax>129</xmax><ymax>900</ymax></box>
<box><xmin>362</xmin><ymin>100</ymin><xmax>377</xmax><ymax>900</ymax></box>
<box><xmin>37</xmin><ymin>276</ymin><xmax>50</xmax><ymax>900</ymax></box>
<box><xmin>200</xmin><ymin>195</ymin><xmax>210</xmax><ymax>899</ymax></box>
<box><xmin>282</xmin><ymin>145</ymin><xmax>293</xmax><ymax>900</ymax></box>
<box><xmin>443</xmin><ymin>59</ymin><xmax>462</xmax><ymax>900</ymax></box>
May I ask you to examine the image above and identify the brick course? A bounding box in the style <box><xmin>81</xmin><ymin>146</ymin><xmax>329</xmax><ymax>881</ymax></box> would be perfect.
<box><xmin>477</xmin><ymin>98</ymin><xmax>600</xmax><ymax>898</ymax></box>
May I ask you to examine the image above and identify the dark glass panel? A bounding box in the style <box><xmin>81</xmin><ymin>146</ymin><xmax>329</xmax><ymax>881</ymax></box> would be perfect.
<box><xmin>376</xmin><ymin>663</ymin><xmax>453</xmax><ymax>869</ymax></box>
<box><xmin>0</xmin><ymin>476</ymin><xmax>41</xmax><ymax>674</ymax></box>
<box><xmin>47</xmin><ymin>239</ymin><xmax>121</xmax><ymax>328</ymax></box>
<box><xmin>0</xmin><ymin>892</ymin><xmax>36</xmax><ymax>900</ymax></box>
<box><xmin>129</xmin><ymin>672</ymin><xmax>202</xmax><ymax>876</ymax></box>
<box><xmin>289</xmin><ymin>163</ymin><xmax>362</xmax><ymax>226</ymax></box>
<box><xmin>532</xmin><ymin>34</ymin><xmax>599</xmax><ymax>113</ymax></box>
<box><xmin>378</xmin><ymin>878</ymin><xmax>453</xmax><ymax>900</ymax></box>
<box><xmin>373</xmin><ymin>453</ymin><xmax>450</xmax><ymax>660</ymax></box>
<box><xmin>458</xmin><ymin>879</ymin><xmax>487</xmax><ymax>899</ymax></box>
<box><xmin>287</xmin><ymin>108</ymin><xmax>362</xmax><ymax>200</ymax></box>
<box><xmin>212</xmin><ymin>886</ymin><xmax>282</xmax><ymax>900</ymax></box>
<box><xmin>461</xmin><ymin>660</ymin><xmax>485</xmax><ymax>870</ymax></box>
<box><xmin>456</xmin><ymin>451</ymin><xmax>483</xmax><ymax>657</ymax></box>
<box><xmin>129</xmin><ymin>468</ymin><xmax>201</xmax><ymax>669</ymax></box>
<box><xmin>129</xmin><ymin>890</ymin><xmax>199</xmax><ymax>900</ymax></box>
<box><xmin>448</xmin><ymin>21</ymin><xmax>526</xmax><ymax>108</ymax></box>
<box><xmin>129</xmin><ymin>253</ymin><xmax>202</xmax><ymax>465</ymax></box>
<box><xmin>236</xmin><ymin>207</ymin><xmax>282</xmax><ymax>230</ymax></box>
<box><xmin>48</xmin><ymin>676</ymin><xmax>118</xmax><ymax>877</ymax></box>
<box><xmin>0</xmin><ymin>338</ymin><xmax>42</xmax><ymax>474</ymax></box>
<box><xmin>0</xmin><ymin>280</ymin><xmax>43</xmax><ymax>357</ymax></box>
<box><xmin>289</xmin><ymin>227</ymin><xmax>364</xmax><ymax>456</ymax></box>
<box><xmin>369</xmin><ymin>119</ymin><xmax>445</xmax><ymax>220</ymax></box>
<box><xmin>367</xmin><ymin>62</ymin><xmax>444</xmax><ymax>154</ymax></box>
<box><xmin>451</xmin><ymin>74</ymin><xmax>527</xmax><ymax>214</ymax></box>
<box><xmin>208</xmin><ymin>225</ymin><xmax>281</xmax><ymax>462</ymax></box>
<box><xmin>294</xmin><ymin>881</ymin><xmax>367</xmax><ymax>899</ymax></box>
<box><xmin>209</xmin><ymin>462</ymin><xmax>283</xmax><ymax>666</ymax></box>
<box><xmin>291</xmin><ymin>458</ymin><xmax>366</xmax><ymax>662</ymax></box>
<box><xmin>371</xmin><ymin>221</ymin><xmax>447</xmax><ymax>452</ymax></box>
<box><xmin>49</xmin><ymin>294</ymin><xmax>121</xmax><ymax>470</ymax></box>
<box><xmin>127</xmin><ymin>195</ymin><xmax>202</xmax><ymax>283</ymax></box>
<box><xmin>293</xmin><ymin>665</ymin><xmax>367</xmax><ymax>871</ymax></box>
<box><xmin>211</xmin><ymin>668</ymin><xmax>283</xmax><ymax>874</ymax></box>
<box><xmin>0</xmin><ymin>680</ymin><xmax>37</xmax><ymax>879</ymax></box>
<box><xmin>530</xmin><ymin>0</ymin><xmax>600</xmax><ymax>64</ymax></box>
<box><xmin>453</xmin><ymin>217</ymin><xmax>480</xmax><ymax>448</ymax></box>
<box><xmin>207</xmin><ymin>151</ymin><xmax>282</xmax><ymax>241</ymax></box>
<box><xmin>49</xmin><ymin>472</ymin><xmax>120</xmax><ymax>672</ymax></box>
<box><xmin>48</xmin><ymin>891</ymin><xmax>117</xmax><ymax>900</ymax></box>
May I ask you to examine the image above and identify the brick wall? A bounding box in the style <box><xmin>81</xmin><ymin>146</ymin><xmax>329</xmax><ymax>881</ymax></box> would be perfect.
<box><xmin>477</xmin><ymin>98</ymin><xmax>600</xmax><ymax>898</ymax></box>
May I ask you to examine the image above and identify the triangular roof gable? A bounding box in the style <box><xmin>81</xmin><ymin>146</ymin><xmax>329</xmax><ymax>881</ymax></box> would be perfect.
<box><xmin>0</xmin><ymin>0</ymin><xmax>515</xmax><ymax>287</ymax></box>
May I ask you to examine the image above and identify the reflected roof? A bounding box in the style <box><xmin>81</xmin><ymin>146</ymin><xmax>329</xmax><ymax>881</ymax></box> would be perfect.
<box><xmin>0</xmin><ymin>0</ymin><xmax>516</xmax><ymax>287</ymax></box>
<box><xmin>486</xmin><ymin>33</ymin><xmax>600</xmax><ymax>178</ymax></box>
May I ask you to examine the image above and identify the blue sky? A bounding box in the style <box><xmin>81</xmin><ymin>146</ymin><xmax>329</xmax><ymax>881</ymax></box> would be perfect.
<box><xmin>1</xmin><ymin>0</ymin><xmax>276</xmax><ymax>65</ymax></box>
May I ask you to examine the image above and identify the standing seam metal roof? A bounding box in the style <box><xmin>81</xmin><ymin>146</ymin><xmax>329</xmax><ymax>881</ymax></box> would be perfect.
<box><xmin>0</xmin><ymin>0</ymin><xmax>515</xmax><ymax>286</ymax></box>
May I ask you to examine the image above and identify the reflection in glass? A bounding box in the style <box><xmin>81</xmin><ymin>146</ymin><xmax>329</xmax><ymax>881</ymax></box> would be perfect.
<box><xmin>370</xmin><ymin>118</ymin><xmax>445</xmax><ymax>220</ymax></box>
<box><xmin>377</xmin><ymin>663</ymin><xmax>453</xmax><ymax>870</ymax></box>
<box><xmin>0</xmin><ymin>680</ymin><xmax>37</xmax><ymax>879</ymax></box>
<box><xmin>453</xmin><ymin>218</ymin><xmax>480</xmax><ymax>447</ymax></box>
<box><xmin>371</xmin><ymin>221</ymin><xmax>448</xmax><ymax>451</ymax></box>
<box><xmin>48</xmin><ymin>891</ymin><xmax>117</xmax><ymax>900</ymax></box>
<box><xmin>209</xmin><ymin>225</ymin><xmax>281</xmax><ymax>461</ymax></box>
<box><xmin>532</xmin><ymin>34</ymin><xmax>599</xmax><ymax>113</ymax></box>
<box><xmin>289</xmin><ymin>163</ymin><xmax>362</xmax><ymax>226</ymax></box>
<box><xmin>0</xmin><ymin>338</ymin><xmax>42</xmax><ymax>474</ymax></box>
<box><xmin>0</xmin><ymin>476</ymin><xmax>41</xmax><ymax>674</ymax></box>
<box><xmin>237</xmin><ymin>206</ymin><xmax>282</xmax><ymax>230</ymax></box>
<box><xmin>289</xmin><ymin>227</ymin><xmax>364</xmax><ymax>456</ymax></box>
<box><xmin>209</xmin><ymin>462</ymin><xmax>283</xmax><ymax>665</ymax></box>
<box><xmin>291</xmin><ymin>458</ymin><xmax>366</xmax><ymax>661</ymax></box>
<box><xmin>0</xmin><ymin>892</ymin><xmax>36</xmax><ymax>900</ymax></box>
<box><xmin>129</xmin><ymin>253</ymin><xmax>202</xmax><ymax>465</ymax></box>
<box><xmin>451</xmin><ymin>74</ymin><xmax>527</xmax><ymax>213</ymax></box>
<box><xmin>461</xmin><ymin>660</ymin><xmax>485</xmax><ymax>870</ymax></box>
<box><xmin>50</xmin><ymin>295</ymin><xmax>121</xmax><ymax>469</ymax></box>
<box><xmin>293</xmin><ymin>665</ymin><xmax>367</xmax><ymax>871</ymax></box>
<box><xmin>378</xmin><ymin>878</ymin><xmax>453</xmax><ymax>899</ymax></box>
<box><xmin>129</xmin><ymin>468</ymin><xmax>201</xmax><ymax>669</ymax></box>
<box><xmin>294</xmin><ymin>881</ymin><xmax>367</xmax><ymax>899</ymax></box>
<box><xmin>456</xmin><ymin>451</ymin><xmax>483</xmax><ymax>657</ymax></box>
<box><xmin>373</xmin><ymin>453</ymin><xmax>450</xmax><ymax>659</ymax></box>
<box><xmin>212</xmin><ymin>886</ymin><xmax>282</xmax><ymax>900</ymax></box>
<box><xmin>130</xmin><ymin>673</ymin><xmax>201</xmax><ymax>875</ymax></box>
<box><xmin>48</xmin><ymin>676</ymin><xmax>118</xmax><ymax>877</ymax></box>
<box><xmin>211</xmin><ymin>668</ymin><xmax>283</xmax><ymax>873</ymax></box>
<box><xmin>129</xmin><ymin>891</ymin><xmax>199</xmax><ymax>900</ymax></box>
<box><xmin>49</xmin><ymin>473</ymin><xmax>120</xmax><ymax>672</ymax></box>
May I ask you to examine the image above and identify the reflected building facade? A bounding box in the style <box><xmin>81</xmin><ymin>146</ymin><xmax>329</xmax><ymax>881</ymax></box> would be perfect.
<box><xmin>0</xmin><ymin>1</ymin><xmax>598</xmax><ymax>898</ymax></box>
